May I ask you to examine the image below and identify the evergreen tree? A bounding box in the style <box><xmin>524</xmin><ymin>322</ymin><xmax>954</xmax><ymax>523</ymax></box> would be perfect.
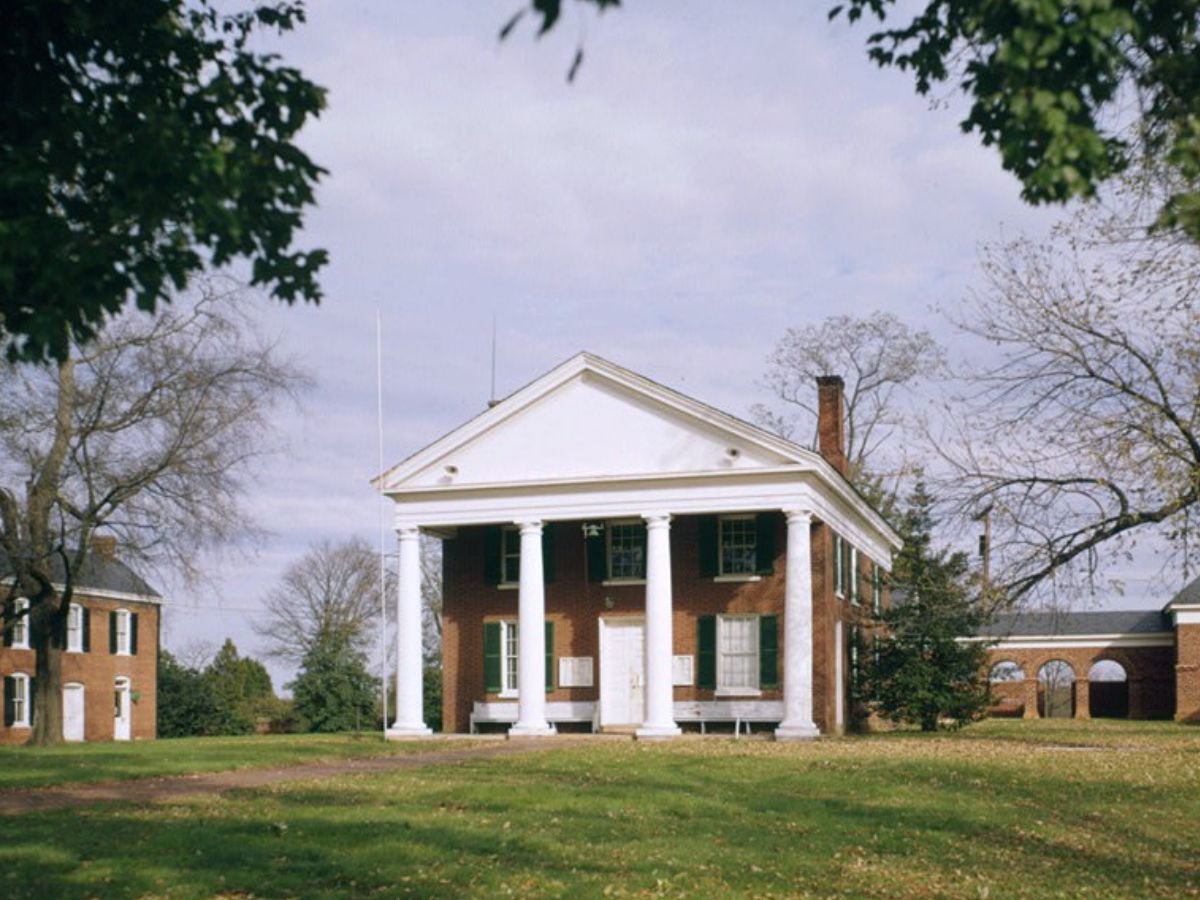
<box><xmin>864</xmin><ymin>482</ymin><xmax>991</xmax><ymax>731</ymax></box>
<box><xmin>289</xmin><ymin>635</ymin><xmax>377</xmax><ymax>733</ymax></box>
<box><xmin>156</xmin><ymin>650</ymin><xmax>220</xmax><ymax>738</ymax></box>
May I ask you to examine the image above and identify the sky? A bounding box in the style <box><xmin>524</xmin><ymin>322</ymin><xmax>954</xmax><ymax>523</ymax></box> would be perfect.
<box><xmin>159</xmin><ymin>1</ymin><xmax>1176</xmax><ymax>688</ymax></box>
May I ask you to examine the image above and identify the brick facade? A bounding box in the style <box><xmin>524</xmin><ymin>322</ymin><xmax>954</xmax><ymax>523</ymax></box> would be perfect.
<box><xmin>985</xmin><ymin>645</ymin><xmax>1176</xmax><ymax>720</ymax></box>
<box><xmin>1177</xmin><ymin>624</ymin><xmax>1200</xmax><ymax>722</ymax></box>
<box><xmin>442</xmin><ymin>513</ymin><xmax>879</xmax><ymax>735</ymax></box>
<box><xmin>1</xmin><ymin>592</ymin><xmax>159</xmax><ymax>744</ymax></box>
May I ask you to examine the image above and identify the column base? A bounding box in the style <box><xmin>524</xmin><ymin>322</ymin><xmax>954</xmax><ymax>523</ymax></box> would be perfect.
<box><xmin>386</xmin><ymin>723</ymin><xmax>433</xmax><ymax>739</ymax></box>
<box><xmin>508</xmin><ymin>722</ymin><xmax>556</xmax><ymax>738</ymax></box>
<box><xmin>775</xmin><ymin>721</ymin><xmax>820</xmax><ymax>741</ymax></box>
<box><xmin>635</xmin><ymin>723</ymin><xmax>682</xmax><ymax>740</ymax></box>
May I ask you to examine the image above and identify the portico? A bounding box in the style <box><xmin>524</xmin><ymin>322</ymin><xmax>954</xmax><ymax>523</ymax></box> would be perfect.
<box><xmin>376</xmin><ymin>353</ymin><xmax>901</xmax><ymax>739</ymax></box>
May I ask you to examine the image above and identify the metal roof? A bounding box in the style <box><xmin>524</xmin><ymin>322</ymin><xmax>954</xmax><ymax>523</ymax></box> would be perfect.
<box><xmin>1</xmin><ymin>549</ymin><xmax>161</xmax><ymax>599</ymax></box>
<box><xmin>977</xmin><ymin>609</ymin><xmax>1172</xmax><ymax>638</ymax></box>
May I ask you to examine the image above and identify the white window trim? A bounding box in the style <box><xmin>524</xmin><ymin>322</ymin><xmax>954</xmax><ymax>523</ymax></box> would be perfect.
<box><xmin>605</xmin><ymin>518</ymin><xmax>647</xmax><ymax>582</ymax></box>
<box><xmin>10</xmin><ymin>672</ymin><xmax>31</xmax><ymax>728</ymax></box>
<box><xmin>717</xmin><ymin>514</ymin><xmax>758</xmax><ymax>578</ymax></box>
<box><xmin>849</xmin><ymin>547</ymin><xmax>860</xmax><ymax>605</ymax></box>
<box><xmin>871</xmin><ymin>563</ymin><xmax>883</xmax><ymax>615</ymax></box>
<box><xmin>713</xmin><ymin>574</ymin><xmax>762</xmax><ymax>584</ymax></box>
<box><xmin>834</xmin><ymin>535</ymin><xmax>845</xmax><ymax>598</ymax></box>
<box><xmin>499</xmin><ymin>526</ymin><xmax>521</xmax><ymax>587</ymax></box>
<box><xmin>114</xmin><ymin>608</ymin><xmax>132</xmax><ymax>656</ymax></box>
<box><xmin>10</xmin><ymin>597</ymin><xmax>30</xmax><ymax>650</ymax></box>
<box><xmin>498</xmin><ymin>619</ymin><xmax>519</xmax><ymax>698</ymax></box>
<box><xmin>66</xmin><ymin>603</ymin><xmax>84</xmax><ymax>653</ymax></box>
<box><xmin>715</xmin><ymin>614</ymin><xmax>762</xmax><ymax>697</ymax></box>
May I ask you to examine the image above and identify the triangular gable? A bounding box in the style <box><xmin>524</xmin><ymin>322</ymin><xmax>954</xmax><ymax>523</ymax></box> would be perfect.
<box><xmin>379</xmin><ymin>353</ymin><xmax>817</xmax><ymax>491</ymax></box>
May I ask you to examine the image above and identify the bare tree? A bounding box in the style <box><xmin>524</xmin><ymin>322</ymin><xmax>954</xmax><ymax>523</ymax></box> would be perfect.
<box><xmin>935</xmin><ymin>184</ymin><xmax>1200</xmax><ymax>605</ymax></box>
<box><xmin>0</xmin><ymin>278</ymin><xmax>309</xmax><ymax>745</ymax></box>
<box><xmin>255</xmin><ymin>537</ymin><xmax>387</xmax><ymax>665</ymax></box>
<box><xmin>421</xmin><ymin>536</ymin><xmax>443</xmax><ymax>668</ymax></box>
<box><xmin>754</xmin><ymin>311</ymin><xmax>944</xmax><ymax>487</ymax></box>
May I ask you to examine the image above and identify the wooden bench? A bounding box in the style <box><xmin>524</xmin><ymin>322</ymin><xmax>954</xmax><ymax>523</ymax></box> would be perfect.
<box><xmin>673</xmin><ymin>700</ymin><xmax>785</xmax><ymax>736</ymax></box>
<box><xmin>469</xmin><ymin>700</ymin><xmax>598</xmax><ymax>734</ymax></box>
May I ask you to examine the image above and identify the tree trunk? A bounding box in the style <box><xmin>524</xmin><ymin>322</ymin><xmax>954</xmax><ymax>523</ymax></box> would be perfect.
<box><xmin>29</xmin><ymin>621</ymin><xmax>65</xmax><ymax>746</ymax></box>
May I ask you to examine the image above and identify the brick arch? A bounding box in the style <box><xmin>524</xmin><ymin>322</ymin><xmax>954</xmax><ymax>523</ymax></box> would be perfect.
<box><xmin>985</xmin><ymin>643</ymin><xmax>1176</xmax><ymax>720</ymax></box>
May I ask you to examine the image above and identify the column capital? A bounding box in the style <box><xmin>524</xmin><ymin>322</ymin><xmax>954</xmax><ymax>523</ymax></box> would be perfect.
<box><xmin>396</xmin><ymin>525</ymin><xmax>421</xmax><ymax>541</ymax></box>
<box><xmin>783</xmin><ymin>508</ymin><xmax>813</xmax><ymax>526</ymax></box>
<box><xmin>642</xmin><ymin>513</ymin><xmax>672</xmax><ymax>529</ymax></box>
<box><xmin>515</xmin><ymin>520</ymin><xmax>543</xmax><ymax>536</ymax></box>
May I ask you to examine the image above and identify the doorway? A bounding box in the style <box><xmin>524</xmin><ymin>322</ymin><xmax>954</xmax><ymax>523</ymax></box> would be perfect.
<box><xmin>63</xmin><ymin>683</ymin><xmax>85</xmax><ymax>742</ymax></box>
<box><xmin>599</xmin><ymin>617</ymin><xmax>645</xmax><ymax>729</ymax></box>
<box><xmin>114</xmin><ymin>677</ymin><xmax>131</xmax><ymax>741</ymax></box>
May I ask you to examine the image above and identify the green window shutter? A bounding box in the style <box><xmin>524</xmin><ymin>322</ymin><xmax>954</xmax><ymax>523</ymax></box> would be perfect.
<box><xmin>483</xmin><ymin>622</ymin><xmax>502</xmax><ymax>692</ymax></box>
<box><xmin>697</xmin><ymin>615</ymin><xmax>717</xmax><ymax>689</ymax></box>
<box><xmin>754</xmin><ymin>513</ymin><xmax>776</xmax><ymax>575</ymax></box>
<box><xmin>3</xmin><ymin>676</ymin><xmax>13</xmax><ymax>726</ymax></box>
<box><xmin>542</xmin><ymin>524</ymin><xmax>556</xmax><ymax>582</ymax></box>
<box><xmin>483</xmin><ymin>526</ymin><xmax>502</xmax><ymax>585</ymax></box>
<box><xmin>759</xmin><ymin>615</ymin><xmax>779</xmax><ymax>688</ymax></box>
<box><xmin>586</xmin><ymin>529</ymin><xmax>607</xmax><ymax>582</ymax></box>
<box><xmin>28</xmin><ymin>677</ymin><xmax>36</xmax><ymax>726</ymax></box>
<box><xmin>109</xmin><ymin>612</ymin><xmax>118</xmax><ymax>654</ymax></box>
<box><xmin>545</xmin><ymin>621</ymin><xmax>555</xmax><ymax>692</ymax></box>
<box><xmin>130</xmin><ymin>613</ymin><xmax>139</xmax><ymax>655</ymax></box>
<box><xmin>698</xmin><ymin>516</ymin><xmax>718</xmax><ymax>578</ymax></box>
<box><xmin>82</xmin><ymin>607</ymin><xmax>91</xmax><ymax>653</ymax></box>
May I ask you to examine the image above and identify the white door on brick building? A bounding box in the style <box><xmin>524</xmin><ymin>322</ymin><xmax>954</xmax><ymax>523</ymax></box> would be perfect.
<box><xmin>114</xmin><ymin>677</ymin><xmax>131</xmax><ymax>741</ymax></box>
<box><xmin>600</xmin><ymin>618</ymin><xmax>645</xmax><ymax>727</ymax></box>
<box><xmin>63</xmin><ymin>683</ymin><xmax>85</xmax><ymax>742</ymax></box>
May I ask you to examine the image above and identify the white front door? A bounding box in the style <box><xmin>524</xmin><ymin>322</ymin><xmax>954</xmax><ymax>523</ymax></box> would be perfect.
<box><xmin>114</xmin><ymin>678</ymin><xmax>131</xmax><ymax>741</ymax></box>
<box><xmin>600</xmin><ymin>618</ymin><xmax>645</xmax><ymax>727</ymax></box>
<box><xmin>63</xmin><ymin>683</ymin><xmax>85</xmax><ymax>742</ymax></box>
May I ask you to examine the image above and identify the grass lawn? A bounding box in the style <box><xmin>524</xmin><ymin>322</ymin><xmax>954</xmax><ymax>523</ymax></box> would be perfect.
<box><xmin>0</xmin><ymin>732</ymin><xmax>457</xmax><ymax>791</ymax></box>
<box><xmin>0</xmin><ymin>720</ymin><xmax>1198</xmax><ymax>897</ymax></box>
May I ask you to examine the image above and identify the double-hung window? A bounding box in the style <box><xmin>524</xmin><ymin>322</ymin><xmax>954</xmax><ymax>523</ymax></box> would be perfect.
<box><xmin>833</xmin><ymin>535</ymin><xmax>845</xmax><ymax>597</ymax></box>
<box><xmin>717</xmin><ymin>615</ymin><xmax>759</xmax><ymax>694</ymax></box>
<box><xmin>8</xmin><ymin>597</ymin><xmax>30</xmax><ymax>649</ymax></box>
<box><xmin>501</xmin><ymin>621</ymin><xmax>519</xmax><ymax>696</ymax></box>
<box><xmin>500</xmin><ymin>527</ymin><xmax>521</xmax><ymax>585</ymax></box>
<box><xmin>5</xmin><ymin>673</ymin><xmax>31</xmax><ymax>728</ymax></box>
<box><xmin>67</xmin><ymin>604</ymin><xmax>84</xmax><ymax>653</ymax></box>
<box><xmin>607</xmin><ymin>520</ymin><xmax>646</xmax><ymax>580</ymax></box>
<box><xmin>719</xmin><ymin>516</ymin><xmax>757</xmax><ymax>576</ymax></box>
<box><xmin>113</xmin><ymin>609</ymin><xmax>132</xmax><ymax>655</ymax></box>
<box><xmin>849</xmin><ymin>547</ymin><xmax>860</xmax><ymax>605</ymax></box>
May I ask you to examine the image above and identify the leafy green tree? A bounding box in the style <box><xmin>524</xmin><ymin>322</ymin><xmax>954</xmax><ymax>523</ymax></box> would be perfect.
<box><xmin>202</xmin><ymin>639</ymin><xmax>265</xmax><ymax>735</ymax></box>
<box><xmin>289</xmin><ymin>635</ymin><xmax>377</xmax><ymax>733</ymax></box>
<box><xmin>518</xmin><ymin>2</ymin><xmax>1200</xmax><ymax>241</ymax></box>
<box><xmin>864</xmin><ymin>482</ymin><xmax>991</xmax><ymax>731</ymax></box>
<box><xmin>156</xmin><ymin>650</ymin><xmax>220</xmax><ymax>738</ymax></box>
<box><xmin>2</xmin><ymin>1</ymin><xmax>327</xmax><ymax>363</ymax></box>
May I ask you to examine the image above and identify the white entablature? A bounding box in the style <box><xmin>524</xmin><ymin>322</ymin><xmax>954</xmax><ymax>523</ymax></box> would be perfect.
<box><xmin>376</xmin><ymin>352</ymin><xmax>900</xmax><ymax>568</ymax></box>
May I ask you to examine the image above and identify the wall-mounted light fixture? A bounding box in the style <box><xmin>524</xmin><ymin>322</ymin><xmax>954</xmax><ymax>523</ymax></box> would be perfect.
<box><xmin>444</xmin><ymin>464</ymin><xmax>459</xmax><ymax>475</ymax></box>
<box><xmin>726</xmin><ymin>447</ymin><xmax>740</xmax><ymax>459</ymax></box>
<box><xmin>582</xmin><ymin>522</ymin><xmax>605</xmax><ymax>538</ymax></box>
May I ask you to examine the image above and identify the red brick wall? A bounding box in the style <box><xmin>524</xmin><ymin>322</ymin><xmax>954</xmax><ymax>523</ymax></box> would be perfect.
<box><xmin>985</xmin><ymin>645</ymin><xmax>1176</xmax><ymax>720</ymax></box>
<box><xmin>442</xmin><ymin>514</ymin><xmax>877</xmax><ymax>735</ymax></box>
<box><xmin>1176</xmin><ymin>624</ymin><xmax>1200</xmax><ymax>722</ymax></box>
<box><xmin>1</xmin><ymin>593</ymin><xmax>159</xmax><ymax>744</ymax></box>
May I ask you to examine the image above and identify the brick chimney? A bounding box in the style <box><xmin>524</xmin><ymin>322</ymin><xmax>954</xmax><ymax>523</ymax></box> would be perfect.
<box><xmin>90</xmin><ymin>534</ymin><xmax>117</xmax><ymax>562</ymax></box>
<box><xmin>816</xmin><ymin>375</ymin><xmax>848</xmax><ymax>477</ymax></box>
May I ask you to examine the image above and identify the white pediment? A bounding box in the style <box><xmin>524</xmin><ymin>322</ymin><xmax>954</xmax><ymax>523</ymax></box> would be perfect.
<box><xmin>383</xmin><ymin>355</ymin><xmax>810</xmax><ymax>491</ymax></box>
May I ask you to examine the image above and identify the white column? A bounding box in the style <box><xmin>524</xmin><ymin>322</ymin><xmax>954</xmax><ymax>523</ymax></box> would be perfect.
<box><xmin>509</xmin><ymin>520</ymin><xmax>554</xmax><ymax>737</ymax></box>
<box><xmin>388</xmin><ymin>525</ymin><xmax>431</xmax><ymax>737</ymax></box>
<box><xmin>637</xmin><ymin>513</ymin><xmax>681</xmax><ymax>739</ymax></box>
<box><xmin>777</xmin><ymin>509</ymin><xmax>820</xmax><ymax>740</ymax></box>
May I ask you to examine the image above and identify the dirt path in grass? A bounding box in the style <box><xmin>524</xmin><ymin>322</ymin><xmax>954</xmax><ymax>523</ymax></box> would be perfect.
<box><xmin>0</xmin><ymin>737</ymin><xmax>594</xmax><ymax>816</ymax></box>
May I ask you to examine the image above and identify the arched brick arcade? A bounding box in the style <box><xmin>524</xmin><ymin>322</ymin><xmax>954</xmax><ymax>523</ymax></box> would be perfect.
<box><xmin>986</xmin><ymin>645</ymin><xmax>1175</xmax><ymax>720</ymax></box>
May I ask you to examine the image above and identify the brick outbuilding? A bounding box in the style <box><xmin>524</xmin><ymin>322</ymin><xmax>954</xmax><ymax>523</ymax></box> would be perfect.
<box><xmin>975</xmin><ymin>600</ymin><xmax>1200</xmax><ymax>722</ymax></box>
<box><xmin>2</xmin><ymin>544</ymin><xmax>161</xmax><ymax>744</ymax></box>
<box><xmin>376</xmin><ymin>352</ymin><xmax>900</xmax><ymax>738</ymax></box>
